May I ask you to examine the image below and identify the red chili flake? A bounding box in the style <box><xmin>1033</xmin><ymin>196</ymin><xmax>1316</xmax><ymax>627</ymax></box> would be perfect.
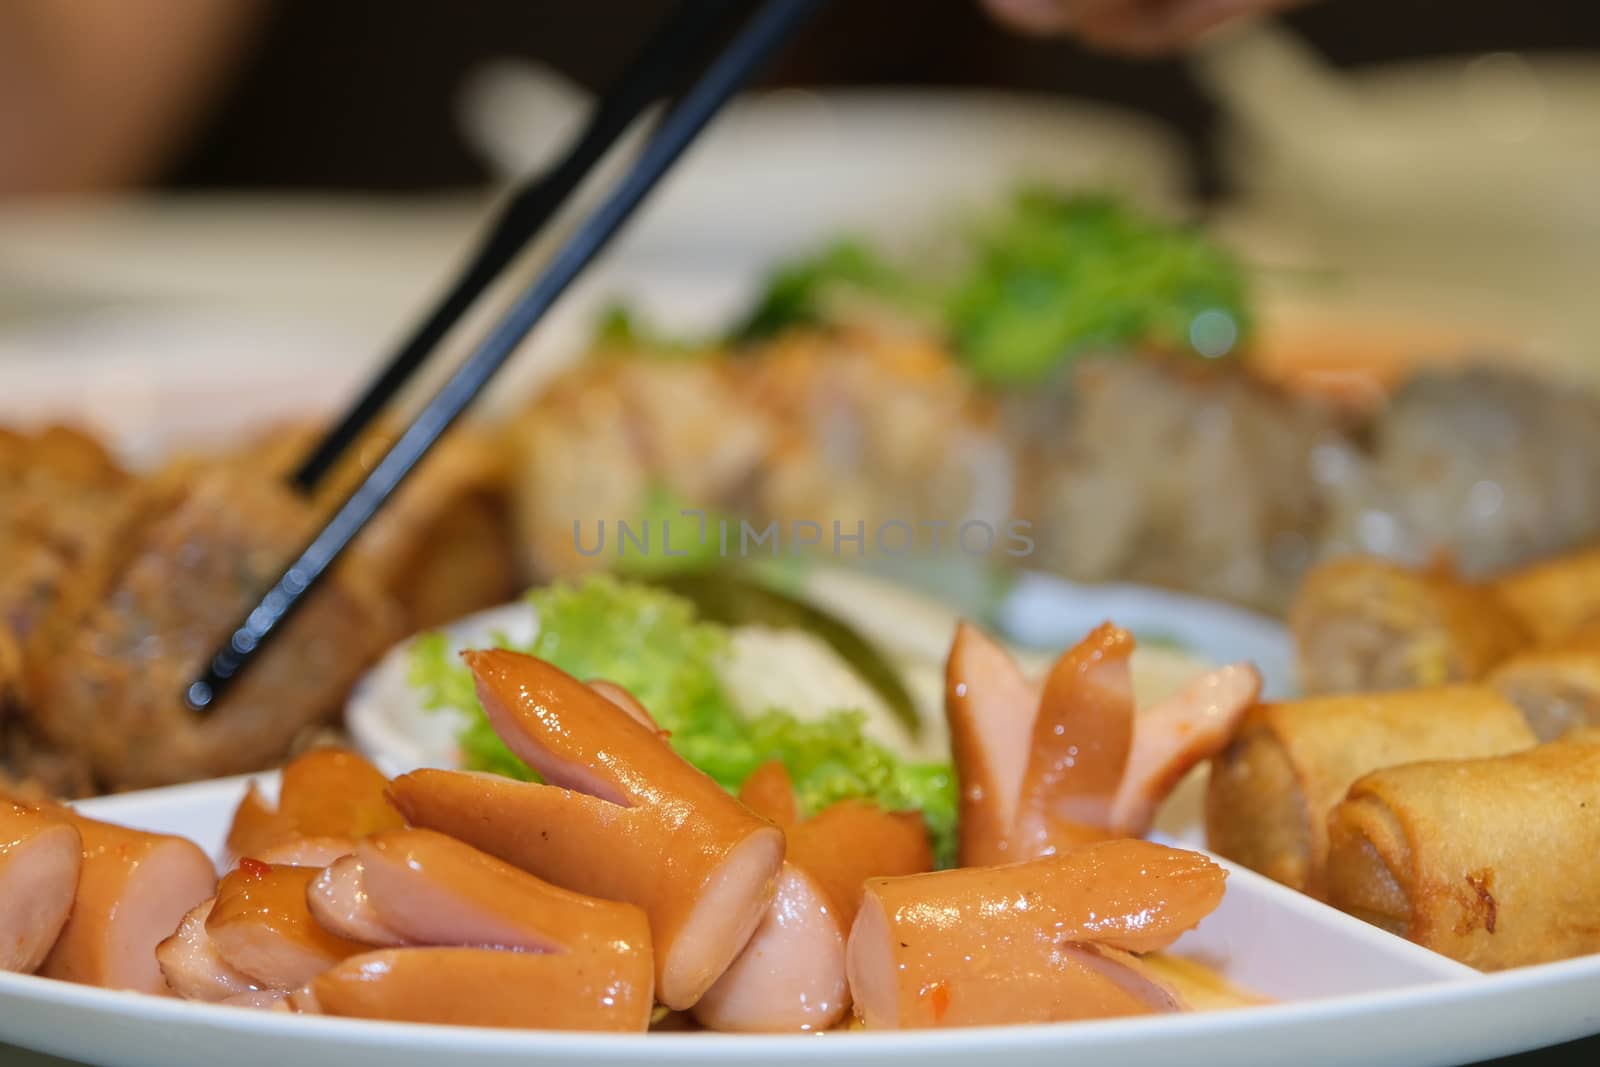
<box><xmin>238</xmin><ymin>857</ymin><xmax>272</xmax><ymax>880</ymax></box>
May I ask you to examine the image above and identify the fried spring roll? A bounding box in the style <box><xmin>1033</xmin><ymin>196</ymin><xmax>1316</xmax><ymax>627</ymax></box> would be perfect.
<box><xmin>846</xmin><ymin>840</ymin><xmax>1222</xmax><ymax>1029</ymax></box>
<box><xmin>1206</xmin><ymin>688</ymin><xmax>1537</xmax><ymax>895</ymax></box>
<box><xmin>0</xmin><ymin>799</ymin><xmax>81</xmax><ymax>973</ymax></box>
<box><xmin>388</xmin><ymin>649</ymin><xmax>784</xmax><ymax>1010</ymax></box>
<box><xmin>1486</xmin><ymin>627</ymin><xmax>1600</xmax><ymax>742</ymax></box>
<box><xmin>1490</xmin><ymin>547</ymin><xmax>1600</xmax><ymax>645</ymax></box>
<box><xmin>39</xmin><ymin>810</ymin><xmax>216</xmax><ymax>993</ymax></box>
<box><xmin>304</xmin><ymin>946</ymin><xmax>654</xmax><ymax>1031</ymax></box>
<box><xmin>1290</xmin><ymin>556</ymin><xmax>1530</xmax><ymax>695</ymax></box>
<box><xmin>1325</xmin><ymin>738</ymin><xmax>1600</xmax><ymax>969</ymax></box>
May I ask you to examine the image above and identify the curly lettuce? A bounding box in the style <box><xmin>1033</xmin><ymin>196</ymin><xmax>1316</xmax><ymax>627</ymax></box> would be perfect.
<box><xmin>407</xmin><ymin>575</ymin><xmax>958</xmax><ymax>866</ymax></box>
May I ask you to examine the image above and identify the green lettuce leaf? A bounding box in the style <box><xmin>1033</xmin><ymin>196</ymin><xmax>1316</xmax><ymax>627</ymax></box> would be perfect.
<box><xmin>406</xmin><ymin>575</ymin><xmax>958</xmax><ymax>866</ymax></box>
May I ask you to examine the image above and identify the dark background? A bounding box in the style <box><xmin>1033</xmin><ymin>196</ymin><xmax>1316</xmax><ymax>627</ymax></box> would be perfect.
<box><xmin>166</xmin><ymin>0</ymin><xmax>1600</xmax><ymax>200</ymax></box>
<box><xmin>165</xmin><ymin>6</ymin><xmax>1599</xmax><ymax>1062</ymax></box>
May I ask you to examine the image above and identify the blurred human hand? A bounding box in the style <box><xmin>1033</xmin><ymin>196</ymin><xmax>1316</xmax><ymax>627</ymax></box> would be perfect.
<box><xmin>983</xmin><ymin>0</ymin><xmax>1307</xmax><ymax>54</ymax></box>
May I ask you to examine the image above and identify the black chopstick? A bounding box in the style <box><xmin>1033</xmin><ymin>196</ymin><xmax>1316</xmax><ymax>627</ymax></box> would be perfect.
<box><xmin>290</xmin><ymin>0</ymin><xmax>746</xmax><ymax>493</ymax></box>
<box><xmin>185</xmin><ymin>0</ymin><xmax>824</xmax><ymax>712</ymax></box>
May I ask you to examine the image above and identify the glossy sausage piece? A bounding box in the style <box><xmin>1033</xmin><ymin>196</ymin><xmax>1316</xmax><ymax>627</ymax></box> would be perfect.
<box><xmin>947</xmin><ymin>622</ymin><xmax>1137</xmax><ymax>864</ymax></box>
<box><xmin>305</xmin><ymin>857</ymin><xmax>406</xmax><ymax>948</ymax></box>
<box><xmin>693</xmin><ymin>861</ymin><xmax>848</xmax><ymax>1032</ymax></box>
<box><xmin>224</xmin><ymin>748</ymin><xmax>404</xmax><ymax>865</ymax></box>
<box><xmin>304</xmin><ymin>946</ymin><xmax>653</xmax><ymax>1032</ymax></box>
<box><xmin>697</xmin><ymin>770</ymin><xmax>932</xmax><ymax>1032</ymax></box>
<box><xmin>1109</xmin><ymin>662</ymin><xmax>1262</xmax><ymax>837</ymax></box>
<box><xmin>206</xmin><ymin>861</ymin><xmax>368</xmax><ymax>990</ymax></box>
<box><xmin>310</xmin><ymin>828</ymin><xmax>652</xmax><ymax>966</ymax></box>
<box><xmin>156</xmin><ymin>899</ymin><xmax>260</xmax><ymax>1002</ymax></box>
<box><xmin>0</xmin><ymin>799</ymin><xmax>81</xmax><ymax>973</ymax></box>
<box><xmin>1009</xmin><ymin>622</ymin><xmax>1135</xmax><ymax>859</ymax></box>
<box><xmin>38</xmin><ymin>808</ymin><xmax>215</xmax><ymax>993</ymax></box>
<box><xmin>945</xmin><ymin>622</ymin><xmax>1041</xmax><ymax>866</ymax></box>
<box><xmin>390</xmin><ymin>649</ymin><xmax>784</xmax><ymax>1010</ymax></box>
<box><xmin>735</xmin><ymin>762</ymin><xmax>933</xmax><ymax>926</ymax></box>
<box><xmin>847</xmin><ymin>839</ymin><xmax>1223</xmax><ymax>1029</ymax></box>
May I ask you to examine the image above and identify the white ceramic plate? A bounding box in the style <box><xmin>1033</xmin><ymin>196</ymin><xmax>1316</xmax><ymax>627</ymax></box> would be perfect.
<box><xmin>16</xmin><ymin>772</ymin><xmax>1584</xmax><ymax>1067</ymax></box>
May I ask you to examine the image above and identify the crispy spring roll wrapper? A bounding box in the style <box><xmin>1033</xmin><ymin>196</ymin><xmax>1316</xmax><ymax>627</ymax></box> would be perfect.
<box><xmin>388</xmin><ymin>649</ymin><xmax>785</xmax><ymax>1011</ymax></box>
<box><xmin>1290</xmin><ymin>556</ymin><xmax>1531</xmax><ymax>695</ymax></box>
<box><xmin>847</xmin><ymin>840</ymin><xmax>1222</xmax><ymax>1030</ymax></box>
<box><xmin>1325</xmin><ymin>739</ymin><xmax>1600</xmax><ymax>970</ymax></box>
<box><xmin>1490</xmin><ymin>547</ymin><xmax>1600</xmax><ymax>645</ymax></box>
<box><xmin>224</xmin><ymin>748</ymin><xmax>404</xmax><ymax>866</ymax></box>
<box><xmin>1206</xmin><ymin>688</ymin><xmax>1537</xmax><ymax>895</ymax></box>
<box><xmin>1486</xmin><ymin>627</ymin><xmax>1600</xmax><ymax>742</ymax></box>
<box><xmin>38</xmin><ymin>808</ymin><xmax>216</xmax><ymax>993</ymax></box>
<box><xmin>0</xmin><ymin>799</ymin><xmax>81</xmax><ymax>973</ymax></box>
<box><xmin>206</xmin><ymin>861</ymin><xmax>369</xmax><ymax>990</ymax></box>
<box><xmin>304</xmin><ymin>946</ymin><xmax>654</xmax><ymax>1031</ymax></box>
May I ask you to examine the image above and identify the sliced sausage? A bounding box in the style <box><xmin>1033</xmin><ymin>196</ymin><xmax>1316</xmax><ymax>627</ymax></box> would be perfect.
<box><xmin>1110</xmin><ymin>663</ymin><xmax>1261</xmax><ymax>837</ymax></box>
<box><xmin>1011</xmin><ymin>623</ymin><xmax>1135</xmax><ymax>858</ymax></box>
<box><xmin>587</xmin><ymin>679</ymin><xmax>661</xmax><ymax>731</ymax></box>
<box><xmin>155</xmin><ymin>898</ymin><xmax>258</xmax><ymax>1002</ymax></box>
<box><xmin>318</xmin><ymin>829</ymin><xmax>651</xmax><ymax>963</ymax></box>
<box><xmin>223</xmin><ymin>749</ymin><xmax>403</xmax><ymax>867</ymax></box>
<box><xmin>39</xmin><ymin>808</ymin><xmax>215</xmax><ymax>993</ymax></box>
<box><xmin>250</xmin><ymin>836</ymin><xmax>356</xmax><ymax>868</ymax></box>
<box><xmin>306</xmin><ymin>857</ymin><xmax>406</xmax><ymax>948</ymax></box>
<box><xmin>788</xmin><ymin>800</ymin><xmax>933</xmax><ymax>927</ymax></box>
<box><xmin>846</xmin><ymin>839</ymin><xmax>1223</xmax><ymax>1029</ymax></box>
<box><xmin>692</xmin><ymin>861</ymin><xmax>848</xmax><ymax>1032</ymax></box>
<box><xmin>736</xmin><ymin>760</ymin><xmax>799</xmax><ymax>827</ymax></box>
<box><xmin>305</xmin><ymin>947</ymin><xmax>653</xmax><ymax>1031</ymax></box>
<box><xmin>945</xmin><ymin>622</ymin><xmax>1040</xmax><ymax>866</ymax></box>
<box><xmin>389</xmin><ymin>649</ymin><xmax>784</xmax><ymax>1010</ymax></box>
<box><xmin>0</xmin><ymin>799</ymin><xmax>81</xmax><ymax>973</ymax></box>
<box><xmin>206</xmin><ymin>861</ymin><xmax>368</xmax><ymax>990</ymax></box>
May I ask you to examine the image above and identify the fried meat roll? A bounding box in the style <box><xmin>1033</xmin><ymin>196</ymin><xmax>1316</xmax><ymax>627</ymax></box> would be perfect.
<box><xmin>1205</xmin><ymin>688</ymin><xmax>1536</xmax><ymax>895</ymax></box>
<box><xmin>1325</xmin><ymin>737</ymin><xmax>1600</xmax><ymax>969</ymax></box>
<box><xmin>1289</xmin><ymin>556</ymin><xmax>1530</xmax><ymax>696</ymax></box>
<box><xmin>1486</xmin><ymin>625</ymin><xmax>1600</xmax><ymax>742</ymax></box>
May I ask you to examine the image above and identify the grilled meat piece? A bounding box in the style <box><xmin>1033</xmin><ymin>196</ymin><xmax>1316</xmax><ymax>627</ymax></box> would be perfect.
<box><xmin>28</xmin><ymin>467</ymin><xmax>400</xmax><ymax>790</ymax></box>
<box><xmin>1013</xmin><ymin>357</ymin><xmax>1341</xmax><ymax>615</ymax></box>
